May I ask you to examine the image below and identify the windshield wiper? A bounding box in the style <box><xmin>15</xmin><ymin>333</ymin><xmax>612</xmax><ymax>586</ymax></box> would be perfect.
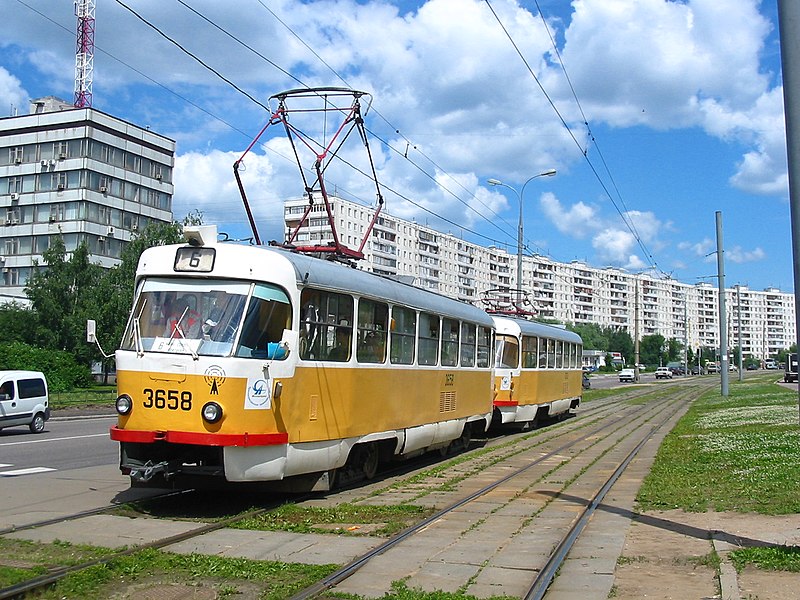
<box><xmin>168</xmin><ymin>306</ymin><xmax>199</xmax><ymax>361</ymax></box>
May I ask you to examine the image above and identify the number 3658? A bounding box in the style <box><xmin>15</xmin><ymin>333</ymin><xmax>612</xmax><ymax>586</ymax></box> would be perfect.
<box><xmin>142</xmin><ymin>388</ymin><xmax>192</xmax><ymax>411</ymax></box>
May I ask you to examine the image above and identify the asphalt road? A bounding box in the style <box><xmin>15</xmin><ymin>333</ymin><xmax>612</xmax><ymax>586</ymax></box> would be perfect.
<box><xmin>0</xmin><ymin>415</ymin><xmax>118</xmax><ymax>474</ymax></box>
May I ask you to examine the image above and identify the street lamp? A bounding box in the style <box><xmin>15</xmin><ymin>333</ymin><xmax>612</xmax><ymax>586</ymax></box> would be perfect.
<box><xmin>488</xmin><ymin>169</ymin><xmax>557</xmax><ymax>298</ymax></box>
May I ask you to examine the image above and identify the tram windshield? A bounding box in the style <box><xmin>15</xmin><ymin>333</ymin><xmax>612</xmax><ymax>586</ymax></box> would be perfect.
<box><xmin>494</xmin><ymin>334</ymin><xmax>519</xmax><ymax>369</ymax></box>
<box><xmin>120</xmin><ymin>278</ymin><xmax>292</xmax><ymax>358</ymax></box>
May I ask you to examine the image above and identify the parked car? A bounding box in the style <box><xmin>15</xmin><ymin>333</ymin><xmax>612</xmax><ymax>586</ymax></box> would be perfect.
<box><xmin>0</xmin><ymin>370</ymin><xmax>50</xmax><ymax>433</ymax></box>
<box><xmin>619</xmin><ymin>368</ymin><xmax>635</xmax><ymax>383</ymax></box>
<box><xmin>746</xmin><ymin>363</ymin><xmax>758</xmax><ymax>371</ymax></box>
<box><xmin>655</xmin><ymin>366</ymin><xmax>673</xmax><ymax>379</ymax></box>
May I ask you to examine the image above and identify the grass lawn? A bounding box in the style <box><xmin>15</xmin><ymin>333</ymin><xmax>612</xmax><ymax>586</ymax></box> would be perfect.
<box><xmin>636</xmin><ymin>373</ymin><xmax>800</xmax><ymax>573</ymax></box>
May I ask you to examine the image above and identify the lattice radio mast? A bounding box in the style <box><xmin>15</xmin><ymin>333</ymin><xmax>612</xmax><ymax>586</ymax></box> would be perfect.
<box><xmin>74</xmin><ymin>0</ymin><xmax>95</xmax><ymax>108</ymax></box>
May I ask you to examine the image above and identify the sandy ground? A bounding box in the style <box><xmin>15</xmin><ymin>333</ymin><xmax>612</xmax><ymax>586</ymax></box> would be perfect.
<box><xmin>613</xmin><ymin>509</ymin><xmax>800</xmax><ymax>600</ymax></box>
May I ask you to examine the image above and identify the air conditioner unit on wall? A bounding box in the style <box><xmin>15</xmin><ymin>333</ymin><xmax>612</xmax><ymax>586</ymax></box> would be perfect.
<box><xmin>10</xmin><ymin>193</ymin><xmax>19</xmax><ymax>201</ymax></box>
<box><xmin>41</xmin><ymin>160</ymin><xmax>48</xmax><ymax>167</ymax></box>
<box><xmin>107</xmin><ymin>226</ymin><xmax>115</xmax><ymax>236</ymax></box>
<box><xmin>99</xmin><ymin>186</ymin><xmax>108</xmax><ymax>193</ymax></box>
<box><xmin>57</xmin><ymin>183</ymin><xmax>65</xmax><ymax>190</ymax></box>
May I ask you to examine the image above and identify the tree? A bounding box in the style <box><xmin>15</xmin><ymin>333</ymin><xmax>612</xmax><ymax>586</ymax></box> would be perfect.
<box><xmin>639</xmin><ymin>334</ymin><xmax>666</xmax><ymax>366</ymax></box>
<box><xmin>0</xmin><ymin>301</ymin><xmax>38</xmax><ymax>345</ymax></box>
<box><xmin>25</xmin><ymin>237</ymin><xmax>103</xmax><ymax>365</ymax></box>
<box><xmin>666</xmin><ymin>338</ymin><xmax>683</xmax><ymax>362</ymax></box>
<box><xmin>609</xmin><ymin>329</ymin><xmax>634</xmax><ymax>364</ymax></box>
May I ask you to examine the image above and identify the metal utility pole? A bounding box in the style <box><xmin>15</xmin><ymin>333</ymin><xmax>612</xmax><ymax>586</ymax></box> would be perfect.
<box><xmin>634</xmin><ymin>277</ymin><xmax>640</xmax><ymax>382</ymax></box>
<box><xmin>716</xmin><ymin>211</ymin><xmax>729</xmax><ymax>397</ymax></box>
<box><xmin>778</xmin><ymin>0</ymin><xmax>800</xmax><ymax>424</ymax></box>
<box><xmin>74</xmin><ymin>0</ymin><xmax>96</xmax><ymax>108</ymax></box>
<box><xmin>684</xmin><ymin>295</ymin><xmax>689</xmax><ymax>377</ymax></box>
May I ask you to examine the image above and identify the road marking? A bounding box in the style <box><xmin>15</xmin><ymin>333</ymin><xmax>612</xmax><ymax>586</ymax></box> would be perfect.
<box><xmin>0</xmin><ymin>463</ymin><xmax>11</xmax><ymax>468</ymax></box>
<box><xmin>0</xmin><ymin>433</ymin><xmax>108</xmax><ymax>447</ymax></box>
<box><xmin>0</xmin><ymin>467</ymin><xmax>56</xmax><ymax>477</ymax></box>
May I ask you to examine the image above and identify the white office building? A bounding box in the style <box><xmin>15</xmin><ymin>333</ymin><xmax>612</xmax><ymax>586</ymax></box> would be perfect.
<box><xmin>284</xmin><ymin>196</ymin><xmax>796</xmax><ymax>361</ymax></box>
<box><xmin>0</xmin><ymin>96</ymin><xmax>174</xmax><ymax>301</ymax></box>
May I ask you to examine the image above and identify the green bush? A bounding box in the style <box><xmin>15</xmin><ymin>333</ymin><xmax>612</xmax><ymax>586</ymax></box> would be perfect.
<box><xmin>0</xmin><ymin>342</ymin><xmax>93</xmax><ymax>392</ymax></box>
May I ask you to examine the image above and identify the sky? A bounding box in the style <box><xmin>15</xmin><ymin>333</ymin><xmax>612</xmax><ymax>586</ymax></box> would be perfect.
<box><xmin>0</xmin><ymin>0</ymin><xmax>793</xmax><ymax>292</ymax></box>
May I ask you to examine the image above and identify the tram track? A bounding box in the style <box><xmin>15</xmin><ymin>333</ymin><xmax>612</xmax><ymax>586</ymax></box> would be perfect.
<box><xmin>292</xmin><ymin>381</ymin><xmax>713</xmax><ymax>599</ymax></box>
<box><xmin>0</xmin><ymin>381</ymin><xmax>710</xmax><ymax>599</ymax></box>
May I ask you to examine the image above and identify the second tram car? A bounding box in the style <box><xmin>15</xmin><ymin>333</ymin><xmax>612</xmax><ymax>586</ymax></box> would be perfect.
<box><xmin>491</xmin><ymin>316</ymin><xmax>583</xmax><ymax>428</ymax></box>
<box><xmin>109</xmin><ymin>226</ymin><xmax>496</xmax><ymax>490</ymax></box>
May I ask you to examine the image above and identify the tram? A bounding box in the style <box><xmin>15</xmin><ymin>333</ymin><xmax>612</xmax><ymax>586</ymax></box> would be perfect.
<box><xmin>491</xmin><ymin>315</ymin><xmax>583</xmax><ymax>429</ymax></box>
<box><xmin>108</xmin><ymin>225</ymin><xmax>496</xmax><ymax>490</ymax></box>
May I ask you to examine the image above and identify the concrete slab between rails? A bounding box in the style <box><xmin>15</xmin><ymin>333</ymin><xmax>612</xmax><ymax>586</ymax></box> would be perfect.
<box><xmin>5</xmin><ymin>514</ymin><xmax>201</xmax><ymax>548</ymax></box>
<box><xmin>165</xmin><ymin>528</ymin><xmax>379</xmax><ymax>565</ymax></box>
<box><xmin>712</xmin><ymin>536</ymin><xmax>742</xmax><ymax>600</ymax></box>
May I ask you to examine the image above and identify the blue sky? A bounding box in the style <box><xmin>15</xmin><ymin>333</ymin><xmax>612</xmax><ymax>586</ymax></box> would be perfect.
<box><xmin>1</xmin><ymin>0</ymin><xmax>792</xmax><ymax>292</ymax></box>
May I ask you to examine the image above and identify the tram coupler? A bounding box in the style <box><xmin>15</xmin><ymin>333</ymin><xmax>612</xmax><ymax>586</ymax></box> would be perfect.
<box><xmin>129</xmin><ymin>460</ymin><xmax>171</xmax><ymax>482</ymax></box>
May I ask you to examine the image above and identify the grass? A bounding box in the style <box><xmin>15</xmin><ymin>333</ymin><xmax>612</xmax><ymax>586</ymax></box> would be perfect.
<box><xmin>637</xmin><ymin>373</ymin><xmax>800</xmax><ymax>514</ymax></box>
<box><xmin>231</xmin><ymin>502</ymin><xmax>435</xmax><ymax>537</ymax></box>
<box><xmin>0</xmin><ymin>538</ymin><xmax>335</xmax><ymax>599</ymax></box>
<box><xmin>633</xmin><ymin>375</ymin><xmax>800</xmax><ymax>580</ymax></box>
<box><xmin>729</xmin><ymin>546</ymin><xmax>800</xmax><ymax>573</ymax></box>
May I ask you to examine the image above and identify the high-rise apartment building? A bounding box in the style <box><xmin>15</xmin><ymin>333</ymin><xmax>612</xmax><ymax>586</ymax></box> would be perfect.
<box><xmin>284</xmin><ymin>196</ymin><xmax>796</xmax><ymax>360</ymax></box>
<box><xmin>0</xmin><ymin>96</ymin><xmax>174</xmax><ymax>301</ymax></box>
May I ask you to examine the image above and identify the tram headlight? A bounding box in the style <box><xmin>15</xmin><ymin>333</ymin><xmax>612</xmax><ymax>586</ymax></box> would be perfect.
<box><xmin>115</xmin><ymin>394</ymin><xmax>133</xmax><ymax>415</ymax></box>
<box><xmin>202</xmin><ymin>401</ymin><xmax>223</xmax><ymax>424</ymax></box>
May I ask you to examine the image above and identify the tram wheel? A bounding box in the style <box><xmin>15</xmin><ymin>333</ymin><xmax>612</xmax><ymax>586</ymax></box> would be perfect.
<box><xmin>361</xmin><ymin>443</ymin><xmax>380</xmax><ymax>480</ymax></box>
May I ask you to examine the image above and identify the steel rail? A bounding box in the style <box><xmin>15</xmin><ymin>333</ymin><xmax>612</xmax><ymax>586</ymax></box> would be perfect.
<box><xmin>524</xmin><ymin>384</ymin><xmax>710</xmax><ymax>599</ymax></box>
<box><xmin>286</xmin><ymin>386</ymin><xmax>689</xmax><ymax>600</ymax></box>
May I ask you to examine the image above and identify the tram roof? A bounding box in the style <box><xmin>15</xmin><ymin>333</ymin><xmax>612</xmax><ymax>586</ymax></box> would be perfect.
<box><xmin>138</xmin><ymin>240</ymin><xmax>494</xmax><ymax>326</ymax></box>
<box><xmin>491</xmin><ymin>315</ymin><xmax>582</xmax><ymax>344</ymax></box>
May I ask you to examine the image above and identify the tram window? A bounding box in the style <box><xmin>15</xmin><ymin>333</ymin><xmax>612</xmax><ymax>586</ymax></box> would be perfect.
<box><xmin>235</xmin><ymin>284</ymin><xmax>292</xmax><ymax>359</ymax></box>
<box><xmin>357</xmin><ymin>298</ymin><xmax>388</xmax><ymax>363</ymax></box>
<box><xmin>476</xmin><ymin>326</ymin><xmax>492</xmax><ymax>368</ymax></box>
<box><xmin>460</xmin><ymin>323</ymin><xmax>476</xmax><ymax>367</ymax></box>
<box><xmin>299</xmin><ymin>288</ymin><xmax>354</xmax><ymax>361</ymax></box>
<box><xmin>546</xmin><ymin>339</ymin><xmax>556</xmax><ymax>368</ymax></box>
<box><xmin>418</xmin><ymin>312</ymin><xmax>439</xmax><ymax>366</ymax></box>
<box><xmin>390</xmin><ymin>306</ymin><xmax>415</xmax><ymax>365</ymax></box>
<box><xmin>522</xmin><ymin>336</ymin><xmax>538</xmax><ymax>368</ymax></box>
<box><xmin>440</xmin><ymin>318</ymin><xmax>459</xmax><ymax>366</ymax></box>
<box><xmin>576</xmin><ymin>344</ymin><xmax>583</xmax><ymax>369</ymax></box>
<box><xmin>495</xmin><ymin>335</ymin><xmax>519</xmax><ymax>369</ymax></box>
<box><xmin>555</xmin><ymin>340</ymin><xmax>563</xmax><ymax>369</ymax></box>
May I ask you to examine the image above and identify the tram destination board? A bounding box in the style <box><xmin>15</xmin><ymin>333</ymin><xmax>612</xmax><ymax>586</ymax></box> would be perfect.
<box><xmin>174</xmin><ymin>247</ymin><xmax>215</xmax><ymax>272</ymax></box>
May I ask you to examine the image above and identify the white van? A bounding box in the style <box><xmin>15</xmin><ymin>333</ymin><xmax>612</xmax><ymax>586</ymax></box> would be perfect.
<box><xmin>0</xmin><ymin>370</ymin><xmax>50</xmax><ymax>433</ymax></box>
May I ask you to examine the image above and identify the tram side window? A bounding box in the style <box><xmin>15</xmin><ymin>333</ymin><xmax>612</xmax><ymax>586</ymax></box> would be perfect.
<box><xmin>357</xmin><ymin>298</ymin><xmax>388</xmax><ymax>363</ymax></box>
<box><xmin>460</xmin><ymin>322</ymin><xmax>476</xmax><ymax>367</ymax></box>
<box><xmin>390</xmin><ymin>306</ymin><xmax>416</xmax><ymax>365</ymax></box>
<box><xmin>576</xmin><ymin>344</ymin><xmax>583</xmax><ymax>369</ymax></box>
<box><xmin>522</xmin><ymin>336</ymin><xmax>538</xmax><ymax>368</ymax></box>
<box><xmin>495</xmin><ymin>334</ymin><xmax>519</xmax><ymax>369</ymax></box>
<box><xmin>299</xmin><ymin>288</ymin><xmax>354</xmax><ymax>361</ymax></box>
<box><xmin>418</xmin><ymin>312</ymin><xmax>440</xmax><ymax>366</ymax></box>
<box><xmin>235</xmin><ymin>285</ymin><xmax>292</xmax><ymax>359</ymax></box>
<box><xmin>441</xmin><ymin>318</ymin><xmax>459</xmax><ymax>366</ymax></box>
<box><xmin>555</xmin><ymin>340</ymin><xmax>563</xmax><ymax>369</ymax></box>
<box><xmin>476</xmin><ymin>326</ymin><xmax>492</xmax><ymax>368</ymax></box>
<box><xmin>546</xmin><ymin>338</ymin><xmax>556</xmax><ymax>368</ymax></box>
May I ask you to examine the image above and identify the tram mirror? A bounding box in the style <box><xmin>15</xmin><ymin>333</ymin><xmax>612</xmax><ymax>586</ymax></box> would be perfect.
<box><xmin>267</xmin><ymin>342</ymin><xmax>288</xmax><ymax>360</ymax></box>
<box><xmin>86</xmin><ymin>319</ymin><xmax>97</xmax><ymax>343</ymax></box>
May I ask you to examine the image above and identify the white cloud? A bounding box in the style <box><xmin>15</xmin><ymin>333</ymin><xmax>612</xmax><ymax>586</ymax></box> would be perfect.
<box><xmin>539</xmin><ymin>192</ymin><xmax>598</xmax><ymax>238</ymax></box>
<box><xmin>727</xmin><ymin>245</ymin><xmax>766</xmax><ymax>263</ymax></box>
<box><xmin>0</xmin><ymin>67</ymin><xmax>28</xmax><ymax>115</ymax></box>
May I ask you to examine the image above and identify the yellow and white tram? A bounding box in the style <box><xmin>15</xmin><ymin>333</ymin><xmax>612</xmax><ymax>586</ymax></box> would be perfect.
<box><xmin>491</xmin><ymin>316</ymin><xmax>583</xmax><ymax>428</ymax></box>
<box><xmin>110</xmin><ymin>225</ymin><xmax>496</xmax><ymax>490</ymax></box>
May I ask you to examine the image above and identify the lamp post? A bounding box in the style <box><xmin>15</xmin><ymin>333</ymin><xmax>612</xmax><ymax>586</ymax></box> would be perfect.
<box><xmin>488</xmin><ymin>169</ymin><xmax>556</xmax><ymax>298</ymax></box>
